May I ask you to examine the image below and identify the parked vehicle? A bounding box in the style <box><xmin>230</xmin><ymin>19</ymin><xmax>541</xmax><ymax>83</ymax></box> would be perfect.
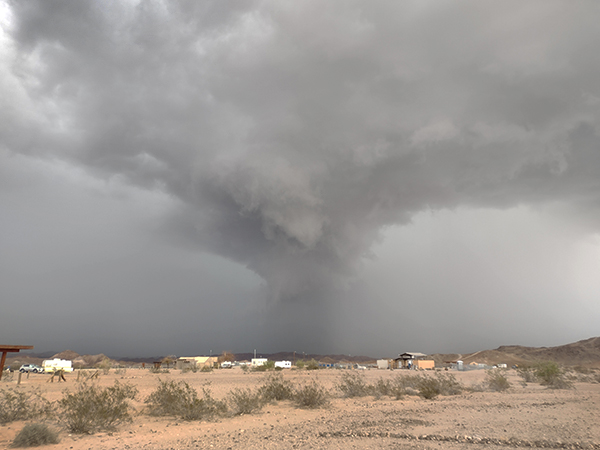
<box><xmin>19</xmin><ymin>364</ymin><xmax>44</xmax><ymax>373</ymax></box>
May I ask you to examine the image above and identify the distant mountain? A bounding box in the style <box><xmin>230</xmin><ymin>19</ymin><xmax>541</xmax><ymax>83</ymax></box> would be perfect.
<box><xmin>5</xmin><ymin>337</ymin><xmax>599</xmax><ymax>368</ymax></box>
<box><xmin>429</xmin><ymin>337</ymin><xmax>600</xmax><ymax>368</ymax></box>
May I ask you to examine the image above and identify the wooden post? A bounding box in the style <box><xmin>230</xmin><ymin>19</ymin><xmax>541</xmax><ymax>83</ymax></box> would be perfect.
<box><xmin>0</xmin><ymin>352</ymin><xmax>6</xmax><ymax>381</ymax></box>
<box><xmin>0</xmin><ymin>346</ymin><xmax>34</xmax><ymax>380</ymax></box>
<box><xmin>17</xmin><ymin>371</ymin><xmax>22</xmax><ymax>385</ymax></box>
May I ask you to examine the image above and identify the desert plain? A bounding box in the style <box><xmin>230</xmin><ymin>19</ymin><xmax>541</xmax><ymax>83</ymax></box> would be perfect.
<box><xmin>1</xmin><ymin>366</ymin><xmax>599</xmax><ymax>450</ymax></box>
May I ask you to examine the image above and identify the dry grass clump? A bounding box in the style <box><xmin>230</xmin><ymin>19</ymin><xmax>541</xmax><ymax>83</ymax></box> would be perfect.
<box><xmin>516</xmin><ymin>367</ymin><xmax>536</xmax><ymax>383</ymax></box>
<box><xmin>10</xmin><ymin>423</ymin><xmax>59</xmax><ymax>448</ymax></box>
<box><xmin>59</xmin><ymin>381</ymin><xmax>137</xmax><ymax>433</ymax></box>
<box><xmin>337</xmin><ymin>372</ymin><xmax>371</xmax><ymax>398</ymax></box>
<box><xmin>0</xmin><ymin>388</ymin><xmax>52</xmax><ymax>424</ymax></box>
<box><xmin>293</xmin><ymin>380</ymin><xmax>329</xmax><ymax>409</ymax></box>
<box><xmin>393</xmin><ymin>373</ymin><xmax>463</xmax><ymax>399</ymax></box>
<box><xmin>258</xmin><ymin>372</ymin><xmax>294</xmax><ymax>402</ymax></box>
<box><xmin>228</xmin><ymin>388</ymin><xmax>263</xmax><ymax>415</ymax></box>
<box><xmin>485</xmin><ymin>369</ymin><xmax>511</xmax><ymax>392</ymax></box>
<box><xmin>145</xmin><ymin>379</ymin><xmax>226</xmax><ymax>420</ymax></box>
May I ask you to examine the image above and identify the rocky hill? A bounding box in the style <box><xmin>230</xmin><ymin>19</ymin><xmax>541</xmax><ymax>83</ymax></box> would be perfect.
<box><xmin>429</xmin><ymin>337</ymin><xmax>600</xmax><ymax>368</ymax></box>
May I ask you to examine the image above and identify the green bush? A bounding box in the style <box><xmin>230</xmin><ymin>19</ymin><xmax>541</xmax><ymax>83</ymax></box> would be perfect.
<box><xmin>258</xmin><ymin>372</ymin><xmax>294</xmax><ymax>402</ymax></box>
<box><xmin>293</xmin><ymin>381</ymin><xmax>329</xmax><ymax>409</ymax></box>
<box><xmin>251</xmin><ymin>360</ymin><xmax>275</xmax><ymax>372</ymax></box>
<box><xmin>305</xmin><ymin>359</ymin><xmax>320</xmax><ymax>370</ymax></box>
<box><xmin>228</xmin><ymin>388</ymin><xmax>263</xmax><ymax>415</ymax></box>
<box><xmin>0</xmin><ymin>389</ymin><xmax>51</xmax><ymax>424</ymax></box>
<box><xmin>11</xmin><ymin>423</ymin><xmax>59</xmax><ymax>448</ymax></box>
<box><xmin>485</xmin><ymin>369</ymin><xmax>511</xmax><ymax>392</ymax></box>
<box><xmin>59</xmin><ymin>381</ymin><xmax>137</xmax><ymax>434</ymax></box>
<box><xmin>295</xmin><ymin>360</ymin><xmax>305</xmax><ymax>369</ymax></box>
<box><xmin>145</xmin><ymin>380</ymin><xmax>226</xmax><ymax>420</ymax></box>
<box><xmin>534</xmin><ymin>361</ymin><xmax>572</xmax><ymax>389</ymax></box>
<box><xmin>200</xmin><ymin>365</ymin><xmax>213</xmax><ymax>373</ymax></box>
<box><xmin>337</xmin><ymin>372</ymin><xmax>370</xmax><ymax>398</ymax></box>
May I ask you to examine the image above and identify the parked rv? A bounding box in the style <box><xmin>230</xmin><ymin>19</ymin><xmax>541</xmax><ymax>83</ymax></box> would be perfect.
<box><xmin>43</xmin><ymin>358</ymin><xmax>73</xmax><ymax>373</ymax></box>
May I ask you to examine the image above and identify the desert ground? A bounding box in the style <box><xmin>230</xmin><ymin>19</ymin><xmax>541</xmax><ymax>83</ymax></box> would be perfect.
<box><xmin>1</xmin><ymin>367</ymin><xmax>599</xmax><ymax>450</ymax></box>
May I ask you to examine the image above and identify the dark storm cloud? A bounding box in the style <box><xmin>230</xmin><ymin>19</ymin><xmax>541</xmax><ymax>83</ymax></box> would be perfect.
<box><xmin>2</xmin><ymin>1</ymin><xmax>600</xmax><ymax>354</ymax></box>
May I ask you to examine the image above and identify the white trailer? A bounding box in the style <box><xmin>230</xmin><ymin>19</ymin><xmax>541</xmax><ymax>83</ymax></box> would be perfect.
<box><xmin>43</xmin><ymin>358</ymin><xmax>73</xmax><ymax>373</ymax></box>
<box><xmin>251</xmin><ymin>358</ymin><xmax>268</xmax><ymax>366</ymax></box>
<box><xmin>274</xmin><ymin>361</ymin><xmax>291</xmax><ymax>369</ymax></box>
<box><xmin>377</xmin><ymin>359</ymin><xmax>390</xmax><ymax>369</ymax></box>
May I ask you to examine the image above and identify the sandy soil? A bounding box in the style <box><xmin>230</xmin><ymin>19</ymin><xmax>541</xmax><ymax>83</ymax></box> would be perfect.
<box><xmin>1</xmin><ymin>367</ymin><xmax>599</xmax><ymax>449</ymax></box>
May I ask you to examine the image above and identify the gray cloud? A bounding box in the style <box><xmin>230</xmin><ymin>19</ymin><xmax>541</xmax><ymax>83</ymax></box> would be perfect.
<box><xmin>2</xmin><ymin>1</ymin><xmax>599</xmax><ymax>355</ymax></box>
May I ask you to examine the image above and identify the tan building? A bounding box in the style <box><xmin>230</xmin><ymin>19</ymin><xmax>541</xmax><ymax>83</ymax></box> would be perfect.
<box><xmin>176</xmin><ymin>356</ymin><xmax>218</xmax><ymax>370</ymax></box>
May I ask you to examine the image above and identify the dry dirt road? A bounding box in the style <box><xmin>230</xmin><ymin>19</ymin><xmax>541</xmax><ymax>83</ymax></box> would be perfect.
<box><xmin>1</xmin><ymin>367</ymin><xmax>599</xmax><ymax>449</ymax></box>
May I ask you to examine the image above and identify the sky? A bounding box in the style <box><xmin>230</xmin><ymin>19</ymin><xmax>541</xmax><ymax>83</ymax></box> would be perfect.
<box><xmin>1</xmin><ymin>0</ymin><xmax>599</xmax><ymax>358</ymax></box>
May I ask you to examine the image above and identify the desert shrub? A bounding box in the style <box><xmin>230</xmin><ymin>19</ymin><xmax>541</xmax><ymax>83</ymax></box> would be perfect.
<box><xmin>516</xmin><ymin>367</ymin><xmax>536</xmax><ymax>383</ymax></box>
<box><xmin>395</xmin><ymin>374</ymin><xmax>422</xmax><ymax>391</ymax></box>
<box><xmin>293</xmin><ymin>381</ymin><xmax>329</xmax><ymax>409</ymax></box>
<box><xmin>59</xmin><ymin>381</ymin><xmax>137</xmax><ymax>434</ymax></box>
<box><xmin>200</xmin><ymin>365</ymin><xmax>213</xmax><ymax>373</ymax></box>
<box><xmin>416</xmin><ymin>375</ymin><xmax>441</xmax><ymax>399</ymax></box>
<box><xmin>573</xmin><ymin>366</ymin><xmax>592</xmax><ymax>374</ymax></box>
<box><xmin>485</xmin><ymin>369</ymin><xmax>511</xmax><ymax>392</ymax></box>
<box><xmin>240</xmin><ymin>364</ymin><xmax>249</xmax><ymax>373</ymax></box>
<box><xmin>534</xmin><ymin>361</ymin><xmax>572</xmax><ymax>389</ymax></box>
<box><xmin>0</xmin><ymin>389</ymin><xmax>51</xmax><ymax>424</ymax></box>
<box><xmin>295</xmin><ymin>360</ymin><xmax>305</xmax><ymax>369</ymax></box>
<box><xmin>371</xmin><ymin>378</ymin><xmax>392</xmax><ymax>398</ymax></box>
<box><xmin>11</xmin><ymin>423</ymin><xmax>59</xmax><ymax>448</ymax></box>
<box><xmin>396</xmin><ymin>373</ymin><xmax>462</xmax><ymax>400</ymax></box>
<box><xmin>228</xmin><ymin>388</ymin><xmax>263</xmax><ymax>415</ymax></box>
<box><xmin>98</xmin><ymin>358</ymin><xmax>112</xmax><ymax>375</ymax></box>
<box><xmin>150</xmin><ymin>366</ymin><xmax>170</xmax><ymax>374</ymax></box>
<box><xmin>435</xmin><ymin>373</ymin><xmax>463</xmax><ymax>395</ymax></box>
<box><xmin>181</xmin><ymin>365</ymin><xmax>198</xmax><ymax>374</ymax></box>
<box><xmin>252</xmin><ymin>360</ymin><xmax>275</xmax><ymax>372</ymax></box>
<box><xmin>1</xmin><ymin>371</ymin><xmax>14</xmax><ymax>382</ymax></box>
<box><xmin>337</xmin><ymin>372</ymin><xmax>370</xmax><ymax>398</ymax></box>
<box><xmin>145</xmin><ymin>380</ymin><xmax>226</xmax><ymax>420</ymax></box>
<box><xmin>258</xmin><ymin>372</ymin><xmax>294</xmax><ymax>402</ymax></box>
<box><xmin>305</xmin><ymin>359</ymin><xmax>320</xmax><ymax>370</ymax></box>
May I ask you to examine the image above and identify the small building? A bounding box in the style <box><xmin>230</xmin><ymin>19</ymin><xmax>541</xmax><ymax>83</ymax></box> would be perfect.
<box><xmin>176</xmin><ymin>356</ymin><xmax>218</xmax><ymax>370</ymax></box>
<box><xmin>395</xmin><ymin>352</ymin><xmax>435</xmax><ymax>370</ymax></box>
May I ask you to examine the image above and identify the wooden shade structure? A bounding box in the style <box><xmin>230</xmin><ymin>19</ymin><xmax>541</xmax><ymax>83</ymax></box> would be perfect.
<box><xmin>0</xmin><ymin>345</ymin><xmax>34</xmax><ymax>380</ymax></box>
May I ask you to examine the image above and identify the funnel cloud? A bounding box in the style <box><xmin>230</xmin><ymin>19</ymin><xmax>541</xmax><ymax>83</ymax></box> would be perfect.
<box><xmin>1</xmin><ymin>1</ymin><xmax>600</xmax><ymax>357</ymax></box>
